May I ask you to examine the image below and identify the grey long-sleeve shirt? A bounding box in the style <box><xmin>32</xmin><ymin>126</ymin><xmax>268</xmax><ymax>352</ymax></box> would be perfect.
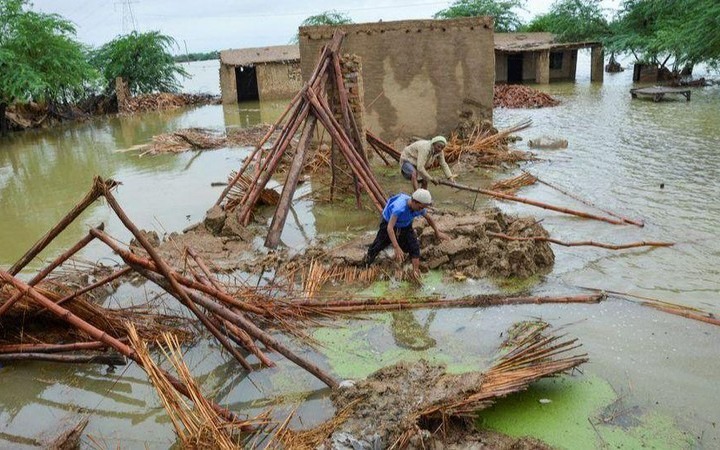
<box><xmin>399</xmin><ymin>140</ymin><xmax>453</xmax><ymax>181</ymax></box>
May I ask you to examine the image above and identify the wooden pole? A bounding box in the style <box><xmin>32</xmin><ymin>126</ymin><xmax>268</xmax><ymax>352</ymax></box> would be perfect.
<box><xmin>265</xmin><ymin>115</ymin><xmax>318</xmax><ymax>248</ymax></box>
<box><xmin>524</xmin><ymin>170</ymin><xmax>644</xmax><ymax>227</ymax></box>
<box><xmin>0</xmin><ymin>340</ymin><xmax>112</xmax><ymax>354</ymax></box>
<box><xmin>486</xmin><ymin>232</ymin><xmax>674</xmax><ymax>250</ymax></box>
<box><xmin>215</xmin><ymin>89</ymin><xmax>305</xmax><ymax>206</ymax></box>
<box><xmin>438</xmin><ymin>180</ymin><xmax>628</xmax><ymax>226</ymax></box>
<box><xmin>290</xmin><ymin>293</ymin><xmax>605</xmax><ymax>312</ymax></box>
<box><xmin>8</xmin><ymin>178</ymin><xmax>111</xmax><ymax>275</ymax></box>
<box><xmin>306</xmin><ymin>91</ymin><xmax>385</xmax><ymax>211</ymax></box>
<box><xmin>238</xmin><ymin>102</ymin><xmax>312</xmax><ymax>225</ymax></box>
<box><xmin>185</xmin><ymin>248</ymin><xmax>275</xmax><ymax>367</ymax></box>
<box><xmin>88</xmin><ymin>229</ymin><xmax>253</xmax><ymax>371</ymax></box>
<box><xmin>0</xmin><ymin>353</ymin><xmax>126</xmax><ymax>365</ymax></box>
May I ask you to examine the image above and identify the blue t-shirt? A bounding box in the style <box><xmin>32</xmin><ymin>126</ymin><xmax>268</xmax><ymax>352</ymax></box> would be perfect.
<box><xmin>382</xmin><ymin>193</ymin><xmax>426</xmax><ymax>228</ymax></box>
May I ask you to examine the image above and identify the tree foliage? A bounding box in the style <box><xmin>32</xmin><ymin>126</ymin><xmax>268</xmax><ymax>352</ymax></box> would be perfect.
<box><xmin>609</xmin><ymin>0</ymin><xmax>720</xmax><ymax>70</ymax></box>
<box><xmin>91</xmin><ymin>31</ymin><xmax>189</xmax><ymax>95</ymax></box>
<box><xmin>433</xmin><ymin>0</ymin><xmax>526</xmax><ymax>32</ymax></box>
<box><xmin>300</xmin><ymin>10</ymin><xmax>353</xmax><ymax>27</ymax></box>
<box><xmin>0</xmin><ymin>0</ymin><xmax>96</xmax><ymax>106</ymax></box>
<box><xmin>293</xmin><ymin>10</ymin><xmax>353</xmax><ymax>43</ymax></box>
<box><xmin>523</xmin><ymin>0</ymin><xmax>610</xmax><ymax>43</ymax></box>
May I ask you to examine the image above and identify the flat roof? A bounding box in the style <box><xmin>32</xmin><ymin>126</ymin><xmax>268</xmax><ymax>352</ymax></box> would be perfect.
<box><xmin>494</xmin><ymin>32</ymin><xmax>601</xmax><ymax>52</ymax></box>
<box><xmin>220</xmin><ymin>45</ymin><xmax>299</xmax><ymax>66</ymax></box>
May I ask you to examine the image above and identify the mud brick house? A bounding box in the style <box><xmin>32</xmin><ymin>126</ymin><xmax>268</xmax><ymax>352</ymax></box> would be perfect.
<box><xmin>219</xmin><ymin>45</ymin><xmax>302</xmax><ymax>104</ymax></box>
<box><xmin>299</xmin><ymin>17</ymin><xmax>495</xmax><ymax>140</ymax></box>
<box><xmin>494</xmin><ymin>32</ymin><xmax>604</xmax><ymax>84</ymax></box>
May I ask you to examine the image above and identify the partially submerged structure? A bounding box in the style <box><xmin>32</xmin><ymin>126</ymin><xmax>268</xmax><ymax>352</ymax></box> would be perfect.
<box><xmin>299</xmin><ymin>17</ymin><xmax>495</xmax><ymax>140</ymax></box>
<box><xmin>219</xmin><ymin>45</ymin><xmax>302</xmax><ymax>104</ymax></box>
<box><xmin>494</xmin><ymin>32</ymin><xmax>604</xmax><ymax>84</ymax></box>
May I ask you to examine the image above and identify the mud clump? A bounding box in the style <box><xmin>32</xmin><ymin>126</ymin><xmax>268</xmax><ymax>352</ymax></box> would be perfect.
<box><xmin>329</xmin><ymin>208</ymin><xmax>554</xmax><ymax>279</ymax></box>
<box><xmin>326</xmin><ymin>360</ymin><xmax>551</xmax><ymax>449</ymax></box>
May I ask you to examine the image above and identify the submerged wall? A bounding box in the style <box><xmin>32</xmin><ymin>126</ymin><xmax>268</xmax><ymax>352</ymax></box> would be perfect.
<box><xmin>299</xmin><ymin>18</ymin><xmax>495</xmax><ymax>140</ymax></box>
<box><xmin>256</xmin><ymin>62</ymin><xmax>302</xmax><ymax>101</ymax></box>
<box><xmin>220</xmin><ymin>62</ymin><xmax>302</xmax><ymax>104</ymax></box>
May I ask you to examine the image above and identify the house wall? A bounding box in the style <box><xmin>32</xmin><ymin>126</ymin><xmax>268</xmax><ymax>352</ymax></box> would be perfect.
<box><xmin>299</xmin><ymin>17</ymin><xmax>495</xmax><ymax>140</ymax></box>
<box><xmin>549</xmin><ymin>49</ymin><xmax>577</xmax><ymax>81</ymax></box>
<box><xmin>495</xmin><ymin>51</ymin><xmax>508</xmax><ymax>83</ymax></box>
<box><xmin>220</xmin><ymin>63</ymin><xmax>237</xmax><ymax>104</ymax></box>
<box><xmin>495</xmin><ymin>49</ymin><xmax>579</xmax><ymax>83</ymax></box>
<box><xmin>256</xmin><ymin>62</ymin><xmax>303</xmax><ymax>101</ymax></box>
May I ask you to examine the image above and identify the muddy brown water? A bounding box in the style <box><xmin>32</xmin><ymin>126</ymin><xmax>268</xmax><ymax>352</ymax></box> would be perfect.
<box><xmin>1</xmin><ymin>56</ymin><xmax>719</xmax><ymax>448</ymax></box>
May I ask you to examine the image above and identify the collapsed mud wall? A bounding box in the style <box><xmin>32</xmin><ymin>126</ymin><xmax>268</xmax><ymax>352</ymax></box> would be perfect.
<box><xmin>329</xmin><ymin>208</ymin><xmax>555</xmax><ymax>279</ymax></box>
<box><xmin>299</xmin><ymin>17</ymin><xmax>495</xmax><ymax>141</ymax></box>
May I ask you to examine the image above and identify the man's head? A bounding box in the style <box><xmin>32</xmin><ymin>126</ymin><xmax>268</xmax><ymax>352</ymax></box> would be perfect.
<box><xmin>431</xmin><ymin>136</ymin><xmax>447</xmax><ymax>153</ymax></box>
<box><xmin>410</xmin><ymin>188</ymin><xmax>432</xmax><ymax>210</ymax></box>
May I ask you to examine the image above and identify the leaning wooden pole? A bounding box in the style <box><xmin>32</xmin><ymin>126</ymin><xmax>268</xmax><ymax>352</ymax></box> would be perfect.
<box><xmin>89</xmin><ymin>229</ymin><xmax>253</xmax><ymax>371</ymax></box>
<box><xmin>438</xmin><ymin>180</ymin><xmax>628</xmax><ymax>226</ymax></box>
<box><xmin>266</xmin><ymin>115</ymin><xmax>318</xmax><ymax>248</ymax></box>
<box><xmin>216</xmin><ymin>89</ymin><xmax>305</xmax><ymax>206</ymax></box>
<box><xmin>486</xmin><ymin>232</ymin><xmax>674</xmax><ymax>250</ymax></box>
<box><xmin>8</xmin><ymin>179</ymin><xmax>112</xmax><ymax>275</ymax></box>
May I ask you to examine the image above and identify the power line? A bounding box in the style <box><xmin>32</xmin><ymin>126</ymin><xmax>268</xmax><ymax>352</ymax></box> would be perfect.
<box><xmin>114</xmin><ymin>0</ymin><xmax>138</xmax><ymax>33</ymax></box>
<box><xmin>140</xmin><ymin>1</ymin><xmax>449</xmax><ymax>20</ymax></box>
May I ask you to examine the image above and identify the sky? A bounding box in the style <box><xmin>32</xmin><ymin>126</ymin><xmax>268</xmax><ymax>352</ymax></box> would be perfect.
<box><xmin>31</xmin><ymin>0</ymin><xmax>621</xmax><ymax>54</ymax></box>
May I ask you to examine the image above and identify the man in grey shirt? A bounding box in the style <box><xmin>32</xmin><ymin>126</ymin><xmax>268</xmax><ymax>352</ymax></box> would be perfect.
<box><xmin>400</xmin><ymin>136</ymin><xmax>456</xmax><ymax>190</ymax></box>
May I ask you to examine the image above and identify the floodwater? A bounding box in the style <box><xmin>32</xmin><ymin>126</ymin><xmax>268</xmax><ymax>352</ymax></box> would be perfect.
<box><xmin>1</xmin><ymin>55</ymin><xmax>719</xmax><ymax>448</ymax></box>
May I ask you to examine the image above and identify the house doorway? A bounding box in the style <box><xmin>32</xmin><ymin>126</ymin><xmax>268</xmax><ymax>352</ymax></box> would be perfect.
<box><xmin>235</xmin><ymin>66</ymin><xmax>259</xmax><ymax>101</ymax></box>
<box><xmin>507</xmin><ymin>54</ymin><xmax>524</xmax><ymax>83</ymax></box>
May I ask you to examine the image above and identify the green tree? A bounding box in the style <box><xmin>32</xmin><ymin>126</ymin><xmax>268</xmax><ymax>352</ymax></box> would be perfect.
<box><xmin>523</xmin><ymin>0</ymin><xmax>610</xmax><ymax>42</ymax></box>
<box><xmin>433</xmin><ymin>0</ymin><xmax>526</xmax><ymax>32</ymax></box>
<box><xmin>293</xmin><ymin>10</ymin><xmax>353</xmax><ymax>43</ymax></box>
<box><xmin>0</xmin><ymin>0</ymin><xmax>97</xmax><ymax>133</ymax></box>
<box><xmin>91</xmin><ymin>31</ymin><xmax>189</xmax><ymax>95</ymax></box>
<box><xmin>609</xmin><ymin>0</ymin><xmax>720</xmax><ymax>72</ymax></box>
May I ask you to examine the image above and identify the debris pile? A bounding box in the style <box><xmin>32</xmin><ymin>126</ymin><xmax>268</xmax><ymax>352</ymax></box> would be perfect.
<box><xmin>292</xmin><ymin>321</ymin><xmax>587</xmax><ymax>448</ymax></box>
<box><xmin>528</xmin><ymin>136</ymin><xmax>569</xmax><ymax>149</ymax></box>
<box><xmin>123</xmin><ymin>124</ymin><xmax>279</xmax><ymax>155</ymax></box>
<box><xmin>494</xmin><ymin>84</ymin><xmax>560</xmax><ymax>108</ymax></box>
<box><xmin>120</xmin><ymin>92</ymin><xmax>219</xmax><ymax>114</ymax></box>
<box><xmin>325</xmin><ymin>208</ymin><xmax>555</xmax><ymax>279</ymax></box>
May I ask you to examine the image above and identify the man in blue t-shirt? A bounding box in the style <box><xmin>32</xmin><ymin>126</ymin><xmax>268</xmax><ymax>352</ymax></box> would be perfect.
<box><xmin>364</xmin><ymin>188</ymin><xmax>449</xmax><ymax>277</ymax></box>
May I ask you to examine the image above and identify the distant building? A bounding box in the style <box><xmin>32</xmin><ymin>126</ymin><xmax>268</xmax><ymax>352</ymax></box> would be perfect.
<box><xmin>299</xmin><ymin>17</ymin><xmax>495</xmax><ymax>140</ymax></box>
<box><xmin>219</xmin><ymin>45</ymin><xmax>302</xmax><ymax>104</ymax></box>
<box><xmin>494</xmin><ymin>32</ymin><xmax>603</xmax><ymax>84</ymax></box>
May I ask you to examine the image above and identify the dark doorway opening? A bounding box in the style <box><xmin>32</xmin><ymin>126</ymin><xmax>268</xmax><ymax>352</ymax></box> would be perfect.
<box><xmin>235</xmin><ymin>66</ymin><xmax>259</xmax><ymax>101</ymax></box>
<box><xmin>507</xmin><ymin>54</ymin><xmax>524</xmax><ymax>83</ymax></box>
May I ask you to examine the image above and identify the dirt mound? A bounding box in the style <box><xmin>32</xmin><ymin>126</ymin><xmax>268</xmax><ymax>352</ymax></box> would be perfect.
<box><xmin>328</xmin><ymin>208</ymin><xmax>554</xmax><ymax>279</ymax></box>
<box><xmin>494</xmin><ymin>85</ymin><xmax>560</xmax><ymax>109</ymax></box>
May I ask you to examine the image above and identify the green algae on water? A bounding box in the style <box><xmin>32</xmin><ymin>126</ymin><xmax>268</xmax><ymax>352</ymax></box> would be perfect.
<box><xmin>477</xmin><ymin>374</ymin><xmax>693</xmax><ymax>450</ymax></box>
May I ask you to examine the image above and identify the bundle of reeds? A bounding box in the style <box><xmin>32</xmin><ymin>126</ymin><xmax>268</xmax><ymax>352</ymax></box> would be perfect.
<box><xmin>137</xmin><ymin>128</ymin><xmax>228</xmax><ymax>155</ymax></box>
<box><xmin>224</xmin><ymin>170</ymin><xmax>280</xmax><ymax>212</ymax></box>
<box><xmin>127</xmin><ymin>325</ymin><xmax>269</xmax><ymax>449</ymax></box>
<box><xmin>490</xmin><ymin>172</ymin><xmax>538</xmax><ymax>193</ymax></box>
<box><xmin>442</xmin><ymin>119</ymin><xmax>533</xmax><ymax>165</ymax></box>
